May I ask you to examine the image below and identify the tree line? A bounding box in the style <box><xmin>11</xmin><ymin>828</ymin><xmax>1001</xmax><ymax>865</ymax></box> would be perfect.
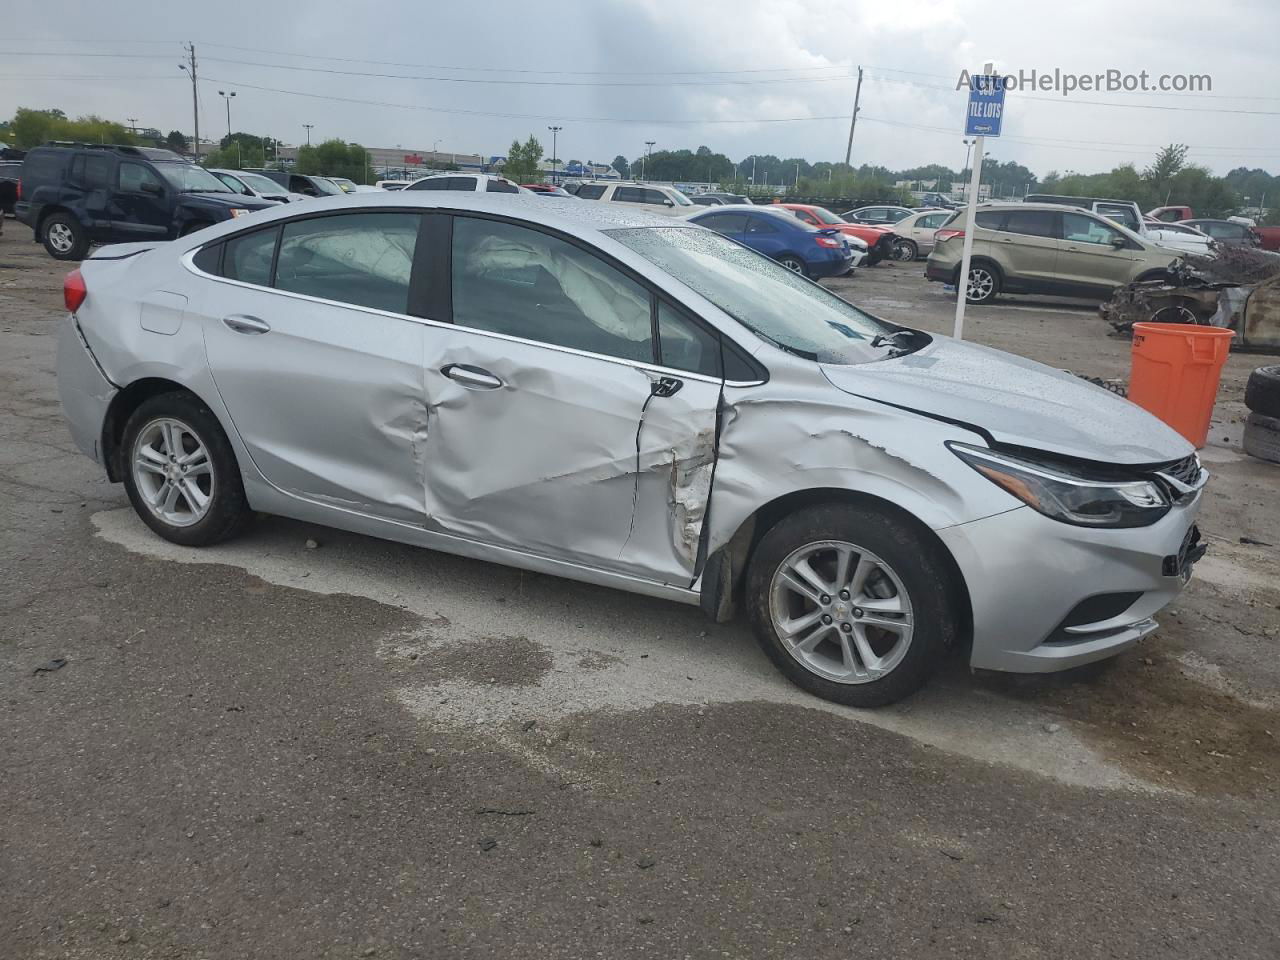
<box><xmin>3</xmin><ymin>107</ymin><xmax>1274</xmax><ymax>221</ymax></box>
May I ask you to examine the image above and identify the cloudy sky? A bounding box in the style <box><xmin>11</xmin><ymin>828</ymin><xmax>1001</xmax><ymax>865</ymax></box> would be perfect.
<box><xmin>4</xmin><ymin>0</ymin><xmax>1278</xmax><ymax>178</ymax></box>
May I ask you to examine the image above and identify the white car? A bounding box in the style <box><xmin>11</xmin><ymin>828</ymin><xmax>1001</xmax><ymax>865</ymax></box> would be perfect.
<box><xmin>375</xmin><ymin>180</ymin><xmax>411</xmax><ymax>191</ymax></box>
<box><xmin>573</xmin><ymin>180</ymin><xmax>694</xmax><ymax>215</ymax></box>
<box><xmin>403</xmin><ymin>173</ymin><xmax>529</xmax><ymax>194</ymax></box>
<box><xmin>209</xmin><ymin>169</ymin><xmax>303</xmax><ymax>205</ymax></box>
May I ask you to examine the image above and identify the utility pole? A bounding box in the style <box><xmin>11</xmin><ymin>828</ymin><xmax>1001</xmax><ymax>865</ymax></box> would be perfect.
<box><xmin>126</xmin><ymin>117</ymin><xmax>138</xmax><ymax>134</ymax></box>
<box><xmin>217</xmin><ymin>90</ymin><xmax>236</xmax><ymax>140</ymax></box>
<box><xmin>303</xmin><ymin>124</ymin><xmax>314</xmax><ymax>147</ymax></box>
<box><xmin>178</xmin><ymin>43</ymin><xmax>200</xmax><ymax>161</ymax></box>
<box><xmin>547</xmin><ymin>125</ymin><xmax>561</xmax><ymax>184</ymax></box>
<box><xmin>644</xmin><ymin>140</ymin><xmax>655</xmax><ymax>180</ymax></box>
<box><xmin>843</xmin><ymin>65</ymin><xmax>863</xmax><ymax>167</ymax></box>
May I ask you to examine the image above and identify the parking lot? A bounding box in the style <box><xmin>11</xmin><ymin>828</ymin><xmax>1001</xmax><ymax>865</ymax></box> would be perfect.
<box><xmin>3</xmin><ymin>224</ymin><xmax>1280</xmax><ymax>958</ymax></box>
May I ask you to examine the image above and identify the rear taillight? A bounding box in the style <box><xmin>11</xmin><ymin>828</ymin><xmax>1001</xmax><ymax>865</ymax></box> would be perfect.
<box><xmin>934</xmin><ymin>229</ymin><xmax>965</xmax><ymax>242</ymax></box>
<box><xmin>64</xmin><ymin>269</ymin><xmax>87</xmax><ymax>313</ymax></box>
<box><xmin>815</xmin><ymin>236</ymin><xmax>842</xmax><ymax>248</ymax></box>
<box><xmin>15</xmin><ymin>178</ymin><xmax>21</xmax><ymax>201</ymax></box>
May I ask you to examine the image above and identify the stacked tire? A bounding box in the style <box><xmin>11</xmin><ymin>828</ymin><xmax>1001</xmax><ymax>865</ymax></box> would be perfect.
<box><xmin>1244</xmin><ymin>366</ymin><xmax>1280</xmax><ymax>463</ymax></box>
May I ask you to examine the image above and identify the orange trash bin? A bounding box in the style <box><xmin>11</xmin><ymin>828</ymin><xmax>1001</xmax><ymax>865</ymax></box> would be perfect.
<box><xmin>1128</xmin><ymin>322</ymin><xmax>1235</xmax><ymax>448</ymax></box>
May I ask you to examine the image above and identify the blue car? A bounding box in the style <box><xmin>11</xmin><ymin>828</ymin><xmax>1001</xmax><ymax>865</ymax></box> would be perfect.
<box><xmin>686</xmin><ymin>205</ymin><xmax>855</xmax><ymax>279</ymax></box>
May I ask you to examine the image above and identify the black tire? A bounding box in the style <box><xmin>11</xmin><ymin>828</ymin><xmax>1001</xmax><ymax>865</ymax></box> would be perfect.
<box><xmin>120</xmin><ymin>392</ymin><xmax>252</xmax><ymax>547</ymax></box>
<box><xmin>1243</xmin><ymin>412</ymin><xmax>1280</xmax><ymax>464</ymax></box>
<box><xmin>962</xmin><ymin>261</ymin><xmax>1001</xmax><ymax>304</ymax></box>
<box><xmin>777</xmin><ymin>254</ymin><xmax>809</xmax><ymax>278</ymax></box>
<box><xmin>1244</xmin><ymin>365</ymin><xmax>1280</xmax><ymax>418</ymax></box>
<box><xmin>42</xmin><ymin>212</ymin><xmax>89</xmax><ymax>260</ymax></box>
<box><xmin>892</xmin><ymin>238</ymin><xmax>918</xmax><ymax>261</ymax></box>
<box><xmin>179</xmin><ymin>220</ymin><xmax>214</xmax><ymax>237</ymax></box>
<box><xmin>744</xmin><ymin>503</ymin><xmax>958</xmax><ymax>708</ymax></box>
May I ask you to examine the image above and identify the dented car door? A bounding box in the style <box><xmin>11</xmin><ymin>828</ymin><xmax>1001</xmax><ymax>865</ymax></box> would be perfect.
<box><xmin>419</xmin><ymin>214</ymin><xmax>720</xmax><ymax>584</ymax></box>
<box><xmin>199</xmin><ymin>212</ymin><xmax>430</xmax><ymax>523</ymax></box>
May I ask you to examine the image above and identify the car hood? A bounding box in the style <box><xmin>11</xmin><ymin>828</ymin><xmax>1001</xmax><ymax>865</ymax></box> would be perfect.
<box><xmin>183</xmin><ymin>192</ymin><xmax>276</xmax><ymax>209</ymax></box>
<box><xmin>821</xmin><ymin>336</ymin><xmax>1193</xmax><ymax>464</ymax></box>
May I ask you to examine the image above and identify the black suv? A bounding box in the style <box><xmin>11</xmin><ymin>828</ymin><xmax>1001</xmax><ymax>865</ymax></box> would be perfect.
<box><xmin>15</xmin><ymin>142</ymin><xmax>277</xmax><ymax>260</ymax></box>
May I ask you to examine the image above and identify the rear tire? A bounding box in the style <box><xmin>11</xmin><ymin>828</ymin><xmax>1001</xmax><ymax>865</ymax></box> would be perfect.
<box><xmin>892</xmin><ymin>238</ymin><xmax>918</xmax><ymax>261</ymax></box>
<box><xmin>745</xmin><ymin>503</ymin><xmax>957</xmax><ymax>707</ymax></box>
<box><xmin>778</xmin><ymin>255</ymin><xmax>809</xmax><ymax>278</ymax></box>
<box><xmin>121</xmin><ymin>392</ymin><xmax>252</xmax><ymax>547</ymax></box>
<box><xmin>42</xmin><ymin>213</ymin><xmax>88</xmax><ymax>260</ymax></box>
<box><xmin>963</xmin><ymin>262</ymin><xmax>1000</xmax><ymax>304</ymax></box>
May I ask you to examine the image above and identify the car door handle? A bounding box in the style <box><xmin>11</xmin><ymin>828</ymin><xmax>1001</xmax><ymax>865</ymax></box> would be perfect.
<box><xmin>441</xmin><ymin>363</ymin><xmax>503</xmax><ymax>390</ymax></box>
<box><xmin>222</xmin><ymin>314</ymin><xmax>271</xmax><ymax>335</ymax></box>
<box><xmin>650</xmin><ymin>375</ymin><xmax>683</xmax><ymax>398</ymax></box>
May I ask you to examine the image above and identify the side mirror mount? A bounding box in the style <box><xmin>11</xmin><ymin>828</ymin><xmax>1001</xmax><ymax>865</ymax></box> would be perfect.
<box><xmin>663</xmin><ymin>199</ymin><xmax>674</xmax><ymax>207</ymax></box>
<box><xmin>140</xmin><ymin>181</ymin><xmax>163</xmax><ymax>196</ymax></box>
<box><xmin>1110</xmin><ymin>236</ymin><xmax>1127</xmax><ymax>249</ymax></box>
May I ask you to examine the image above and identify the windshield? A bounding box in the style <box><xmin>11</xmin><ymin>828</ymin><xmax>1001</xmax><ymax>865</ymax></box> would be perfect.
<box><xmin>237</xmin><ymin>172</ymin><xmax>284</xmax><ymax>194</ymax></box>
<box><xmin>310</xmin><ymin>177</ymin><xmax>345</xmax><ymax>196</ymax></box>
<box><xmin>668</xmin><ymin>189</ymin><xmax>693</xmax><ymax>206</ymax></box>
<box><xmin>609</xmin><ymin>226</ymin><xmax>899</xmax><ymax>364</ymax></box>
<box><xmin>155</xmin><ymin>163</ymin><xmax>232</xmax><ymax>193</ymax></box>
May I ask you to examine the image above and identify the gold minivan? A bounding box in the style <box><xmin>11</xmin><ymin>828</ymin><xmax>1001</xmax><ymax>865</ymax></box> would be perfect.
<box><xmin>925</xmin><ymin>203</ymin><xmax>1183</xmax><ymax>304</ymax></box>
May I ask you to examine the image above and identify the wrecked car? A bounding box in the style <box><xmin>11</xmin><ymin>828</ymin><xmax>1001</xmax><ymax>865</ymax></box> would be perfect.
<box><xmin>1100</xmin><ymin>245</ymin><xmax>1280</xmax><ymax>352</ymax></box>
<box><xmin>56</xmin><ymin>193</ymin><xmax>1206</xmax><ymax>707</ymax></box>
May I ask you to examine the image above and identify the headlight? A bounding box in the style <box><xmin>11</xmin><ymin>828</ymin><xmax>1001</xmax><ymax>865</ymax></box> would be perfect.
<box><xmin>229</xmin><ymin>208</ymin><xmax>251</xmax><ymax>218</ymax></box>
<box><xmin>949</xmin><ymin>443</ymin><xmax>1170</xmax><ymax>528</ymax></box>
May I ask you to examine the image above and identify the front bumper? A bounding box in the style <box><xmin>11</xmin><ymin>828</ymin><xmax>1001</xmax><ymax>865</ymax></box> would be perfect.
<box><xmin>938</xmin><ymin>499</ymin><xmax>1203</xmax><ymax>673</ymax></box>
<box><xmin>56</xmin><ymin>314</ymin><xmax>117</xmax><ymax>467</ymax></box>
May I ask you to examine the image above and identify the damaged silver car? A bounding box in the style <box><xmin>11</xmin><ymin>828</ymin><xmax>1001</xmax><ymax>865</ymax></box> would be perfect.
<box><xmin>57</xmin><ymin>193</ymin><xmax>1207</xmax><ymax>706</ymax></box>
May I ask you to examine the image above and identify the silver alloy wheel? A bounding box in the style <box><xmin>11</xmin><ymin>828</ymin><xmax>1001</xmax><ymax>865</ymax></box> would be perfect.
<box><xmin>131</xmin><ymin>417</ymin><xmax>215</xmax><ymax>527</ymax></box>
<box><xmin>768</xmin><ymin>540</ymin><xmax>914</xmax><ymax>684</ymax></box>
<box><xmin>966</xmin><ymin>266</ymin><xmax>995</xmax><ymax>301</ymax></box>
<box><xmin>47</xmin><ymin>222</ymin><xmax>74</xmax><ymax>254</ymax></box>
<box><xmin>893</xmin><ymin>239</ymin><xmax>916</xmax><ymax>261</ymax></box>
<box><xmin>780</xmin><ymin>257</ymin><xmax>805</xmax><ymax>274</ymax></box>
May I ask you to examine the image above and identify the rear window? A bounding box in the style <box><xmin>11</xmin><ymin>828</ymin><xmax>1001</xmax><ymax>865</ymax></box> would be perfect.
<box><xmin>485</xmin><ymin>178</ymin><xmax>519</xmax><ymax>193</ymax></box>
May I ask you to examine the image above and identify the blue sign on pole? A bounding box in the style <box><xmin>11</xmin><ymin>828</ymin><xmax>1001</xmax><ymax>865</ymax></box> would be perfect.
<box><xmin>964</xmin><ymin>74</ymin><xmax>1005</xmax><ymax>137</ymax></box>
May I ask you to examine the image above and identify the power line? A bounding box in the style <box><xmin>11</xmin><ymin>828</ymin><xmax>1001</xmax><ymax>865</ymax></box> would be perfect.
<box><xmin>199</xmin><ymin>55</ymin><xmax>858</xmax><ymax>87</ymax></box>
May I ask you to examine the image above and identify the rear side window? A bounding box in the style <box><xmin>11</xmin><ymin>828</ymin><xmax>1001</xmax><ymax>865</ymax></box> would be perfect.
<box><xmin>450</xmin><ymin>177</ymin><xmax>477</xmax><ymax>190</ymax></box>
<box><xmin>224</xmin><ymin>227</ymin><xmax>279</xmax><ymax>286</ymax></box>
<box><xmin>747</xmin><ymin>216</ymin><xmax>779</xmax><ymax>234</ymax></box>
<box><xmin>577</xmin><ymin>184</ymin><xmax>606</xmax><ymax>199</ymax></box>
<box><xmin>486</xmin><ymin>179</ymin><xmax>519</xmax><ymax>193</ymax></box>
<box><xmin>69</xmin><ymin>154</ymin><xmax>113</xmax><ymax>190</ymax></box>
<box><xmin>1002</xmin><ymin>211</ymin><xmax>1057</xmax><ymax>238</ymax></box>
<box><xmin>275</xmin><ymin>212</ymin><xmax>420</xmax><ymax>313</ymax></box>
<box><xmin>974</xmin><ymin>211</ymin><xmax>1005</xmax><ymax>230</ymax></box>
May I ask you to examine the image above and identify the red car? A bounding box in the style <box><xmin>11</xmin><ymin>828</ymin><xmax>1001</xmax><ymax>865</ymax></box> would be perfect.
<box><xmin>774</xmin><ymin>203</ymin><xmax>896</xmax><ymax>265</ymax></box>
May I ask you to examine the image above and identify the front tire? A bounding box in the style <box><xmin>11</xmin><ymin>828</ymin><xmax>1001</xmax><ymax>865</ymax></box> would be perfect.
<box><xmin>42</xmin><ymin>213</ymin><xmax>88</xmax><ymax>260</ymax></box>
<box><xmin>745</xmin><ymin>504</ymin><xmax>957</xmax><ymax>707</ymax></box>
<box><xmin>121</xmin><ymin>392</ymin><xmax>252</xmax><ymax>547</ymax></box>
<box><xmin>892</xmin><ymin>238</ymin><xmax>918</xmax><ymax>261</ymax></box>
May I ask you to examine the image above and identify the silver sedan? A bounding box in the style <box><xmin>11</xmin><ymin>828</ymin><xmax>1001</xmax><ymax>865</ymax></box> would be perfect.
<box><xmin>56</xmin><ymin>192</ymin><xmax>1206</xmax><ymax>706</ymax></box>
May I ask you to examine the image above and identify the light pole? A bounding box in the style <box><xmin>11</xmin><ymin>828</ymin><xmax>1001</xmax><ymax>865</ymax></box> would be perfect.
<box><xmin>547</xmin><ymin>125</ymin><xmax>562</xmax><ymax>184</ymax></box>
<box><xmin>217</xmin><ymin>90</ymin><xmax>236</xmax><ymax>140</ymax></box>
<box><xmin>643</xmin><ymin>140</ymin><xmax>655</xmax><ymax>181</ymax></box>
<box><xmin>303</xmin><ymin>124</ymin><xmax>314</xmax><ymax>147</ymax></box>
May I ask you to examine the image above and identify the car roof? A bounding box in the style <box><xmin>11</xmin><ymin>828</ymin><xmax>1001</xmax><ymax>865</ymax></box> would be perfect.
<box><xmin>195</xmin><ymin>191</ymin><xmax>683</xmax><ymax>237</ymax></box>
<box><xmin>693</xmin><ymin>204</ymin><xmax>792</xmax><ymax>216</ymax></box>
